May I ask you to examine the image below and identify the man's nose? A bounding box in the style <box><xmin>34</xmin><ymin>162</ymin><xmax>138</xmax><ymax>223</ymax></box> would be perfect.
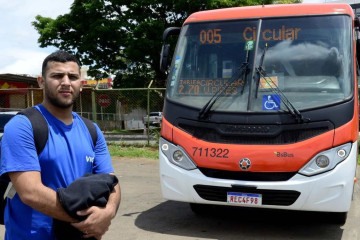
<box><xmin>61</xmin><ymin>75</ymin><xmax>72</xmax><ymax>84</ymax></box>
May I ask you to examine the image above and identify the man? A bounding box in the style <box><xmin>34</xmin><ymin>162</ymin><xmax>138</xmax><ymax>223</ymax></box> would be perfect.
<box><xmin>0</xmin><ymin>50</ymin><xmax>121</xmax><ymax>239</ymax></box>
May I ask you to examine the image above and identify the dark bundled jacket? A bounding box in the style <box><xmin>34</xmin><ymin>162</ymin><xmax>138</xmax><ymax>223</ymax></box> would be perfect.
<box><xmin>53</xmin><ymin>173</ymin><xmax>119</xmax><ymax>240</ymax></box>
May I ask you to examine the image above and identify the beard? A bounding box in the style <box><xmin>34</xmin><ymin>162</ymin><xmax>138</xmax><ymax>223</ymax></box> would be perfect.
<box><xmin>44</xmin><ymin>84</ymin><xmax>80</xmax><ymax>109</ymax></box>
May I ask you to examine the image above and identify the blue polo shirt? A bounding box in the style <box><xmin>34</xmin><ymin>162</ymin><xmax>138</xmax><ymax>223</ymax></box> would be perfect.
<box><xmin>0</xmin><ymin>105</ymin><xmax>114</xmax><ymax>240</ymax></box>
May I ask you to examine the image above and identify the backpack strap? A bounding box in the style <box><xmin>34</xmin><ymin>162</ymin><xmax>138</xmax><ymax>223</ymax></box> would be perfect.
<box><xmin>18</xmin><ymin>108</ymin><xmax>98</xmax><ymax>154</ymax></box>
<box><xmin>18</xmin><ymin>107</ymin><xmax>48</xmax><ymax>155</ymax></box>
<box><xmin>0</xmin><ymin>108</ymin><xmax>47</xmax><ymax>226</ymax></box>
<box><xmin>80</xmin><ymin>116</ymin><xmax>98</xmax><ymax>147</ymax></box>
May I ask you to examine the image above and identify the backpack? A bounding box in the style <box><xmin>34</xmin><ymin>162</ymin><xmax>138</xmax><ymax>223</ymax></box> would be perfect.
<box><xmin>0</xmin><ymin>107</ymin><xmax>98</xmax><ymax>225</ymax></box>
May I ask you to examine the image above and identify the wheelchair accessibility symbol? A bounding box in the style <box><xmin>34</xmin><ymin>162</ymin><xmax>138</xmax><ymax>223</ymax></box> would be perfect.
<box><xmin>262</xmin><ymin>94</ymin><xmax>280</xmax><ymax>110</ymax></box>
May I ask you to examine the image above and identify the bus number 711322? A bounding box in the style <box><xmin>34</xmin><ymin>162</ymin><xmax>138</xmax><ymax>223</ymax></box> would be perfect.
<box><xmin>192</xmin><ymin>147</ymin><xmax>229</xmax><ymax>158</ymax></box>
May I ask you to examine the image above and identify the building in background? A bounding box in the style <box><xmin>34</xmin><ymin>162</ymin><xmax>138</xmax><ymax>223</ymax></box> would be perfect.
<box><xmin>81</xmin><ymin>78</ymin><xmax>113</xmax><ymax>89</ymax></box>
<box><xmin>0</xmin><ymin>74</ymin><xmax>39</xmax><ymax>110</ymax></box>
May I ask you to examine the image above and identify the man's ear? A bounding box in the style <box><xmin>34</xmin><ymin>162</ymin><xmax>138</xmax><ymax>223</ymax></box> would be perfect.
<box><xmin>37</xmin><ymin>76</ymin><xmax>44</xmax><ymax>89</ymax></box>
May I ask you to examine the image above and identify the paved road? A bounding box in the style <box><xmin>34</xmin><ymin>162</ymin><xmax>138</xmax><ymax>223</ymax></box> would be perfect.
<box><xmin>0</xmin><ymin>157</ymin><xmax>359</xmax><ymax>240</ymax></box>
<box><xmin>107</xmin><ymin>158</ymin><xmax>360</xmax><ymax>240</ymax></box>
<box><xmin>104</xmin><ymin>134</ymin><xmax>157</xmax><ymax>145</ymax></box>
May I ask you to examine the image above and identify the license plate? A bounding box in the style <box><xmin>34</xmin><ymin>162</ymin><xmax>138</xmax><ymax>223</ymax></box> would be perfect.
<box><xmin>227</xmin><ymin>192</ymin><xmax>262</xmax><ymax>206</ymax></box>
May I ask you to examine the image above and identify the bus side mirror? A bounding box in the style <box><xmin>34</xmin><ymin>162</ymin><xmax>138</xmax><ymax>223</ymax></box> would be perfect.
<box><xmin>355</xmin><ymin>17</ymin><xmax>360</xmax><ymax>28</ymax></box>
<box><xmin>355</xmin><ymin>18</ymin><xmax>360</xmax><ymax>72</ymax></box>
<box><xmin>356</xmin><ymin>37</ymin><xmax>360</xmax><ymax>73</ymax></box>
<box><xmin>160</xmin><ymin>44</ymin><xmax>171</xmax><ymax>72</ymax></box>
<box><xmin>357</xmin><ymin>42</ymin><xmax>360</xmax><ymax>76</ymax></box>
<box><xmin>159</xmin><ymin>27</ymin><xmax>181</xmax><ymax>73</ymax></box>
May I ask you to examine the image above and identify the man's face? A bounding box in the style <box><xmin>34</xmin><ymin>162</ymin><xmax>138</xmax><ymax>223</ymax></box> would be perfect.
<box><xmin>39</xmin><ymin>61</ymin><xmax>82</xmax><ymax>109</ymax></box>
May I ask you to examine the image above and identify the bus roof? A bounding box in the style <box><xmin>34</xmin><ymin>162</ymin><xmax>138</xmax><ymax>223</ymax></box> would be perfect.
<box><xmin>184</xmin><ymin>3</ymin><xmax>354</xmax><ymax>24</ymax></box>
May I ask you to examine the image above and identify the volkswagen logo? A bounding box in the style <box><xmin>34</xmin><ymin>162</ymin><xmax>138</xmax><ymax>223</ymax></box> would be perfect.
<box><xmin>239</xmin><ymin>158</ymin><xmax>251</xmax><ymax>170</ymax></box>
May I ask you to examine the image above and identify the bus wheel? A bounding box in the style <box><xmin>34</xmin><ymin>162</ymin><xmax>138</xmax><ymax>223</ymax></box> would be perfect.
<box><xmin>330</xmin><ymin>212</ymin><xmax>347</xmax><ymax>225</ymax></box>
<box><xmin>189</xmin><ymin>203</ymin><xmax>209</xmax><ymax>215</ymax></box>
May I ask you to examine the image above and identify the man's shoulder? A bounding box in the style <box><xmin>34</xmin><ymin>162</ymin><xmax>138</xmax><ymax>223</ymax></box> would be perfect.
<box><xmin>1</xmin><ymin>114</ymin><xmax>30</xmax><ymax>149</ymax></box>
<box><xmin>5</xmin><ymin>113</ymin><xmax>33</xmax><ymax>131</ymax></box>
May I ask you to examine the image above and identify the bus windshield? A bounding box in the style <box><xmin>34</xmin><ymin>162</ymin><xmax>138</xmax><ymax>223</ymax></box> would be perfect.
<box><xmin>166</xmin><ymin>15</ymin><xmax>352</xmax><ymax>113</ymax></box>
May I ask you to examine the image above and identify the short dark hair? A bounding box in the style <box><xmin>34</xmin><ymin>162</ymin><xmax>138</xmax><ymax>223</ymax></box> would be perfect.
<box><xmin>41</xmin><ymin>50</ymin><xmax>81</xmax><ymax>77</ymax></box>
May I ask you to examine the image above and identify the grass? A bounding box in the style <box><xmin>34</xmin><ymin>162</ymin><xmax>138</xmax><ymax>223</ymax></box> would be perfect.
<box><xmin>108</xmin><ymin>143</ymin><xmax>159</xmax><ymax>159</ymax></box>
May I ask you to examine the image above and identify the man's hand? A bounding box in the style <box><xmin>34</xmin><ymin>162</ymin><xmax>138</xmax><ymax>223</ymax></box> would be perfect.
<box><xmin>71</xmin><ymin>180</ymin><xmax>120</xmax><ymax>239</ymax></box>
<box><xmin>71</xmin><ymin>206</ymin><xmax>113</xmax><ymax>239</ymax></box>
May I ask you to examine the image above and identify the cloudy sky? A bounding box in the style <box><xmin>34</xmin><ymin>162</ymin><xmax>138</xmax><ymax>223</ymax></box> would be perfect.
<box><xmin>1</xmin><ymin>0</ymin><xmax>357</xmax><ymax>76</ymax></box>
<box><xmin>0</xmin><ymin>0</ymin><xmax>73</xmax><ymax>76</ymax></box>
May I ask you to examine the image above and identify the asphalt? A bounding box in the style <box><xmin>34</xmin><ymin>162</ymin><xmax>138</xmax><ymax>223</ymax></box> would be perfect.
<box><xmin>0</xmin><ymin>158</ymin><xmax>358</xmax><ymax>240</ymax></box>
<box><xmin>104</xmin><ymin>134</ymin><xmax>147</xmax><ymax>141</ymax></box>
<box><xmin>103</xmin><ymin>133</ymin><xmax>157</xmax><ymax>145</ymax></box>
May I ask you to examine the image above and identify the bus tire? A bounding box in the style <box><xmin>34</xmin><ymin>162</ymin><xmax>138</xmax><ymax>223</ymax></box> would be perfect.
<box><xmin>189</xmin><ymin>203</ymin><xmax>209</xmax><ymax>215</ymax></box>
<box><xmin>330</xmin><ymin>212</ymin><xmax>347</xmax><ymax>225</ymax></box>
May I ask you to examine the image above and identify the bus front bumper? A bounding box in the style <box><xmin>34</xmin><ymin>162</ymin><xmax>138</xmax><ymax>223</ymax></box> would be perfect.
<box><xmin>159</xmin><ymin>143</ymin><xmax>357</xmax><ymax>213</ymax></box>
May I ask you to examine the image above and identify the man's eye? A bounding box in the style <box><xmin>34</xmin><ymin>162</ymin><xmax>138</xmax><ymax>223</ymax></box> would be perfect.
<box><xmin>53</xmin><ymin>74</ymin><xmax>64</xmax><ymax>79</ymax></box>
<box><xmin>69</xmin><ymin>75</ymin><xmax>80</xmax><ymax>81</ymax></box>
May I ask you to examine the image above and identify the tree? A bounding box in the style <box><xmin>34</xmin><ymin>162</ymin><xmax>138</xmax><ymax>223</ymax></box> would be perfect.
<box><xmin>33</xmin><ymin>0</ymin><xmax>298</xmax><ymax>88</ymax></box>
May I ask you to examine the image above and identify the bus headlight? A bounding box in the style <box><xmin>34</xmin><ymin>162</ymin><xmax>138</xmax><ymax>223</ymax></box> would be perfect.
<box><xmin>173</xmin><ymin>150</ymin><xmax>184</xmax><ymax>162</ymax></box>
<box><xmin>160</xmin><ymin>137</ymin><xmax>197</xmax><ymax>170</ymax></box>
<box><xmin>315</xmin><ymin>155</ymin><xmax>330</xmax><ymax>168</ymax></box>
<box><xmin>299</xmin><ymin>143</ymin><xmax>351</xmax><ymax>176</ymax></box>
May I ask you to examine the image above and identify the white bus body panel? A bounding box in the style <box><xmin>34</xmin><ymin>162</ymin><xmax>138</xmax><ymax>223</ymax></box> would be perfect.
<box><xmin>159</xmin><ymin>142</ymin><xmax>357</xmax><ymax>212</ymax></box>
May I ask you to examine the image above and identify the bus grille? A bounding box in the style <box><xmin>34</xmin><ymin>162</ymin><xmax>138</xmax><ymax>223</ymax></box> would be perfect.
<box><xmin>194</xmin><ymin>185</ymin><xmax>300</xmax><ymax>206</ymax></box>
<box><xmin>178</xmin><ymin>120</ymin><xmax>333</xmax><ymax>144</ymax></box>
<box><xmin>198</xmin><ymin>168</ymin><xmax>297</xmax><ymax>181</ymax></box>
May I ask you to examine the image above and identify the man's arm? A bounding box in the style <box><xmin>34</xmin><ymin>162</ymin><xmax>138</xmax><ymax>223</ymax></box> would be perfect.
<box><xmin>105</xmin><ymin>174</ymin><xmax>121</xmax><ymax>218</ymax></box>
<box><xmin>9</xmin><ymin>171</ymin><xmax>77</xmax><ymax>222</ymax></box>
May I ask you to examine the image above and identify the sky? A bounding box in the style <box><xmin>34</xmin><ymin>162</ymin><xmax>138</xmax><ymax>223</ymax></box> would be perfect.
<box><xmin>0</xmin><ymin>0</ymin><xmax>74</xmax><ymax>76</ymax></box>
<box><xmin>0</xmin><ymin>0</ymin><xmax>358</xmax><ymax>76</ymax></box>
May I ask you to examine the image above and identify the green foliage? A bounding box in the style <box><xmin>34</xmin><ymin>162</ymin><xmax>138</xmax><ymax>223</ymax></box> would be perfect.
<box><xmin>148</xmin><ymin>127</ymin><xmax>161</xmax><ymax>144</ymax></box>
<box><xmin>108</xmin><ymin>143</ymin><xmax>159</xmax><ymax>159</ymax></box>
<box><xmin>275</xmin><ymin>0</ymin><xmax>301</xmax><ymax>3</ymax></box>
<box><xmin>33</xmin><ymin>0</ymin><xmax>300</xmax><ymax>88</ymax></box>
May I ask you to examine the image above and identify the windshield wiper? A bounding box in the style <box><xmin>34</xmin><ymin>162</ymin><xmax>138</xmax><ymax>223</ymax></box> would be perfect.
<box><xmin>254</xmin><ymin>45</ymin><xmax>309</xmax><ymax>123</ymax></box>
<box><xmin>255</xmin><ymin>44</ymin><xmax>267</xmax><ymax>98</ymax></box>
<box><xmin>198</xmin><ymin>62</ymin><xmax>249</xmax><ymax>120</ymax></box>
<box><xmin>240</xmin><ymin>50</ymin><xmax>251</xmax><ymax>94</ymax></box>
<box><xmin>257</xmin><ymin>70</ymin><xmax>309</xmax><ymax>123</ymax></box>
